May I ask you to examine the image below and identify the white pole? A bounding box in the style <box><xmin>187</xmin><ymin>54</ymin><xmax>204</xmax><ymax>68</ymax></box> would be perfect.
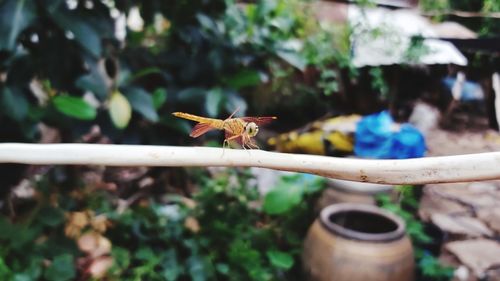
<box><xmin>1</xmin><ymin>143</ymin><xmax>499</xmax><ymax>185</ymax></box>
<box><xmin>493</xmin><ymin>72</ymin><xmax>500</xmax><ymax>128</ymax></box>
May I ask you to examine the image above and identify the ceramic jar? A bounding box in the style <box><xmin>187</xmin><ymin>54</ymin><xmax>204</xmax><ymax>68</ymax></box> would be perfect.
<box><xmin>303</xmin><ymin>203</ymin><xmax>414</xmax><ymax>281</ymax></box>
<box><xmin>316</xmin><ymin>179</ymin><xmax>395</xmax><ymax>210</ymax></box>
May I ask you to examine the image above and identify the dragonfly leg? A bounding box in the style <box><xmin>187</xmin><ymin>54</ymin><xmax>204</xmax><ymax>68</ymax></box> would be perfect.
<box><xmin>225</xmin><ymin>134</ymin><xmax>242</xmax><ymax>144</ymax></box>
<box><xmin>241</xmin><ymin>141</ymin><xmax>253</xmax><ymax>156</ymax></box>
<box><xmin>221</xmin><ymin>138</ymin><xmax>234</xmax><ymax>157</ymax></box>
<box><xmin>221</xmin><ymin>139</ymin><xmax>228</xmax><ymax>157</ymax></box>
<box><xmin>222</xmin><ymin>134</ymin><xmax>243</xmax><ymax>156</ymax></box>
<box><xmin>247</xmin><ymin>138</ymin><xmax>260</xmax><ymax>149</ymax></box>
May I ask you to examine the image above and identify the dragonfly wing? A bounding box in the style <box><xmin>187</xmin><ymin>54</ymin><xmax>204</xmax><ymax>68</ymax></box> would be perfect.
<box><xmin>241</xmin><ymin>116</ymin><xmax>277</xmax><ymax>125</ymax></box>
<box><xmin>190</xmin><ymin>123</ymin><xmax>217</xmax><ymax>138</ymax></box>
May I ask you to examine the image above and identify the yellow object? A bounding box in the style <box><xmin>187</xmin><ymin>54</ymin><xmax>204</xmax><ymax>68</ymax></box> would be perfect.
<box><xmin>268</xmin><ymin>115</ymin><xmax>360</xmax><ymax>156</ymax></box>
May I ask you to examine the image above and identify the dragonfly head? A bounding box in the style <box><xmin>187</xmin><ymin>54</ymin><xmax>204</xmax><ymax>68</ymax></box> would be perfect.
<box><xmin>245</xmin><ymin>122</ymin><xmax>259</xmax><ymax>137</ymax></box>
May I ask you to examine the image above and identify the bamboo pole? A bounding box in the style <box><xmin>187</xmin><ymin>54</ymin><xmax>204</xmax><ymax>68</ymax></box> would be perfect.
<box><xmin>0</xmin><ymin>143</ymin><xmax>499</xmax><ymax>185</ymax></box>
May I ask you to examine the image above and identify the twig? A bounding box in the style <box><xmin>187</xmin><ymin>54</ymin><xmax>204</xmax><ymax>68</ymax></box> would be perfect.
<box><xmin>0</xmin><ymin>143</ymin><xmax>500</xmax><ymax>185</ymax></box>
<box><xmin>421</xmin><ymin>10</ymin><xmax>500</xmax><ymax>19</ymax></box>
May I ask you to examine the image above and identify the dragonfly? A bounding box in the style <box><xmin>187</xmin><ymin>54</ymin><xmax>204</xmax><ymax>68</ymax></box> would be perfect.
<box><xmin>172</xmin><ymin>109</ymin><xmax>277</xmax><ymax>149</ymax></box>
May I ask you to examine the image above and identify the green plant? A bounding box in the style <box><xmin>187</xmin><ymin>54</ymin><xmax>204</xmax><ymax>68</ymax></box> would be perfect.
<box><xmin>0</xmin><ymin>0</ymin><xmax>359</xmax><ymax>145</ymax></box>
<box><xmin>377</xmin><ymin>187</ymin><xmax>454</xmax><ymax>281</ymax></box>
<box><xmin>419</xmin><ymin>0</ymin><xmax>499</xmax><ymax>37</ymax></box>
<box><xmin>0</xmin><ymin>176</ymin><xmax>81</xmax><ymax>281</ymax></box>
<box><xmin>0</xmin><ymin>167</ymin><xmax>325</xmax><ymax>280</ymax></box>
<box><xmin>369</xmin><ymin>67</ymin><xmax>389</xmax><ymax>99</ymax></box>
<box><xmin>404</xmin><ymin>36</ymin><xmax>431</xmax><ymax>64</ymax></box>
<box><xmin>419</xmin><ymin>0</ymin><xmax>449</xmax><ymax>21</ymax></box>
<box><xmin>479</xmin><ymin>0</ymin><xmax>500</xmax><ymax>36</ymax></box>
<box><xmin>189</xmin><ymin>171</ymin><xmax>325</xmax><ymax>280</ymax></box>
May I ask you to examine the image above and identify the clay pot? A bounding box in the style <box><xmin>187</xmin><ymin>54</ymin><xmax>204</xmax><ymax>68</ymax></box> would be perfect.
<box><xmin>303</xmin><ymin>203</ymin><xmax>414</xmax><ymax>281</ymax></box>
<box><xmin>316</xmin><ymin>179</ymin><xmax>395</xmax><ymax>210</ymax></box>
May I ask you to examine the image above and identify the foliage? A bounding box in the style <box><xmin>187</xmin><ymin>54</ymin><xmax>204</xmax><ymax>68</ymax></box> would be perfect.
<box><xmin>404</xmin><ymin>36</ymin><xmax>431</xmax><ymax>64</ymax></box>
<box><xmin>479</xmin><ymin>0</ymin><xmax>500</xmax><ymax>36</ymax></box>
<box><xmin>0</xmin><ymin>0</ymin><xmax>353</xmax><ymax>145</ymax></box>
<box><xmin>377</xmin><ymin>187</ymin><xmax>454</xmax><ymax>281</ymax></box>
<box><xmin>0</xmin><ymin>168</ymin><xmax>325</xmax><ymax>280</ymax></box>
<box><xmin>419</xmin><ymin>0</ymin><xmax>499</xmax><ymax>37</ymax></box>
<box><xmin>419</xmin><ymin>0</ymin><xmax>449</xmax><ymax>21</ymax></box>
<box><xmin>186</xmin><ymin>171</ymin><xmax>325</xmax><ymax>280</ymax></box>
<box><xmin>369</xmin><ymin>67</ymin><xmax>389</xmax><ymax>99</ymax></box>
<box><xmin>0</xmin><ymin>178</ymin><xmax>79</xmax><ymax>281</ymax></box>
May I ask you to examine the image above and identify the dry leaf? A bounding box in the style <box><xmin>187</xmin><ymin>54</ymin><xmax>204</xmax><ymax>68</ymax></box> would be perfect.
<box><xmin>89</xmin><ymin>256</ymin><xmax>114</xmax><ymax>278</ymax></box>
<box><xmin>65</xmin><ymin>212</ymin><xmax>90</xmax><ymax>238</ymax></box>
<box><xmin>184</xmin><ymin>217</ymin><xmax>200</xmax><ymax>233</ymax></box>
<box><xmin>78</xmin><ymin>232</ymin><xmax>112</xmax><ymax>258</ymax></box>
<box><xmin>91</xmin><ymin>215</ymin><xmax>108</xmax><ymax>233</ymax></box>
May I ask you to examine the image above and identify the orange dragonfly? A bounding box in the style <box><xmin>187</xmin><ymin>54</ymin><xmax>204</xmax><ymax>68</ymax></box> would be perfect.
<box><xmin>172</xmin><ymin>109</ymin><xmax>277</xmax><ymax>149</ymax></box>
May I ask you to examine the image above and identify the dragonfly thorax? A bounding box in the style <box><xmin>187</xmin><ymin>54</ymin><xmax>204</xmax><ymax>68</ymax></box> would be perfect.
<box><xmin>245</xmin><ymin>122</ymin><xmax>259</xmax><ymax>137</ymax></box>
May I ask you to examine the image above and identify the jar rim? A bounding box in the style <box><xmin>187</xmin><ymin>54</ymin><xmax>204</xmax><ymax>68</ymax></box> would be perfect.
<box><xmin>319</xmin><ymin>203</ymin><xmax>406</xmax><ymax>242</ymax></box>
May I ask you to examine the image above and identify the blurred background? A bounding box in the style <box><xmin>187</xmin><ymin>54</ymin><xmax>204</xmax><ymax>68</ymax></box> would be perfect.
<box><xmin>0</xmin><ymin>0</ymin><xmax>499</xmax><ymax>280</ymax></box>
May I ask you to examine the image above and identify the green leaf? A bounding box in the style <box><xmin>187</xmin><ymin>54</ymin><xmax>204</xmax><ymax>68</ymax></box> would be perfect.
<box><xmin>129</xmin><ymin>67</ymin><xmax>162</xmax><ymax>83</ymax></box>
<box><xmin>196</xmin><ymin>13</ymin><xmax>217</xmax><ymax>31</ymax></box>
<box><xmin>215</xmin><ymin>263</ymin><xmax>229</xmax><ymax>275</ymax></box>
<box><xmin>152</xmin><ymin>88</ymin><xmax>167</xmax><ymax>109</ymax></box>
<box><xmin>1</xmin><ymin>87</ymin><xmax>28</xmax><ymax>121</ymax></box>
<box><xmin>135</xmin><ymin>247</ymin><xmax>155</xmax><ymax>261</ymax></box>
<box><xmin>161</xmin><ymin>249</ymin><xmax>182</xmax><ymax>281</ymax></box>
<box><xmin>224</xmin><ymin>70</ymin><xmax>262</xmax><ymax>89</ymax></box>
<box><xmin>14</xmin><ymin>257</ymin><xmax>42</xmax><ymax>281</ymax></box>
<box><xmin>53</xmin><ymin>95</ymin><xmax>97</xmax><ymax>120</ymax></box>
<box><xmin>44</xmin><ymin>254</ymin><xmax>75</xmax><ymax>281</ymax></box>
<box><xmin>187</xmin><ymin>256</ymin><xmax>208</xmax><ymax>281</ymax></box>
<box><xmin>266</xmin><ymin>250</ymin><xmax>294</xmax><ymax>270</ymax></box>
<box><xmin>110</xmin><ymin>247</ymin><xmax>130</xmax><ymax>275</ymax></box>
<box><xmin>205</xmin><ymin>88</ymin><xmax>223</xmax><ymax>117</ymax></box>
<box><xmin>0</xmin><ymin>217</ymin><xmax>14</xmax><ymax>240</ymax></box>
<box><xmin>13</xmin><ymin>274</ymin><xmax>31</xmax><ymax>281</ymax></box>
<box><xmin>276</xmin><ymin>51</ymin><xmax>306</xmax><ymax>71</ymax></box>
<box><xmin>50</xmin><ymin>12</ymin><xmax>101</xmax><ymax>57</ymax></box>
<box><xmin>263</xmin><ymin>184</ymin><xmax>304</xmax><ymax>215</ymax></box>
<box><xmin>75</xmin><ymin>74</ymin><xmax>108</xmax><ymax>100</ymax></box>
<box><xmin>0</xmin><ymin>0</ymin><xmax>36</xmax><ymax>51</ymax></box>
<box><xmin>109</xmin><ymin>91</ymin><xmax>132</xmax><ymax>129</ymax></box>
<box><xmin>11</xmin><ymin>227</ymin><xmax>38</xmax><ymax>249</ymax></box>
<box><xmin>38</xmin><ymin>207</ymin><xmax>64</xmax><ymax>227</ymax></box>
<box><xmin>0</xmin><ymin>257</ymin><xmax>12</xmax><ymax>279</ymax></box>
<box><xmin>123</xmin><ymin>87</ymin><xmax>159</xmax><ymax>122</ymax></box>
<box><xmin>177</xmin><ymin>88</ymin><xmax>206</xmax><ymax>103</ymax></box>
<box><xmin>75</xmin><ymin>58</ymin><xmax>109</xmax><ymax>99</ymax></box>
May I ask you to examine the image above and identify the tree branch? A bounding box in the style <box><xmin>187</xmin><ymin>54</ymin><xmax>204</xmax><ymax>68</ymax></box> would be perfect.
<box><xmin>422</xmin><ymin>10</ymin><xmax>500</xmax><ymax>19</ymax></box>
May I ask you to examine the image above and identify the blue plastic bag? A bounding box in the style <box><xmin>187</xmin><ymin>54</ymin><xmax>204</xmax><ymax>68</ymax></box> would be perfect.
<box><xmin>354</xmin><ymin>111</ymin><xmax>426</xmax><ymax>159</ymax></box>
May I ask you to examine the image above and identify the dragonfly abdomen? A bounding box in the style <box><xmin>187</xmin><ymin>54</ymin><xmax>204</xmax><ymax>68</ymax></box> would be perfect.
<box><xmin>172</xmin><ymin>112</ymin><xmax>224</xmax><ymax>129</ymax></box>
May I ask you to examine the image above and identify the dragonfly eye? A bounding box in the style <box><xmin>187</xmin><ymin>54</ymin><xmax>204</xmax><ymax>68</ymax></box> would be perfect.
<box><xmin>246</xmin><ymin>122</ymin><xmax>259</xmax><ymax>137</ymax></box>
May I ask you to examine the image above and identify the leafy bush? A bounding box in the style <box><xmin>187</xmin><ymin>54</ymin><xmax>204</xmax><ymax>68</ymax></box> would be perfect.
<box><xmin>0</xmin><ymin>168</ymin><xmax>325</xmax><ymax>280</ymax></box>
<box><xmin>0</xmin><ymin>0</ymin><xmax>350</xmax><ymax>144</ymax></box>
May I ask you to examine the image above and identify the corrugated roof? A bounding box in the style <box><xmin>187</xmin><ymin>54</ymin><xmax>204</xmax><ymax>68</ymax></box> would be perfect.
<box><xmin>349</xmin><ymin>6</ymin><xmax>468</xmax><ymax>66</ymax></box>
